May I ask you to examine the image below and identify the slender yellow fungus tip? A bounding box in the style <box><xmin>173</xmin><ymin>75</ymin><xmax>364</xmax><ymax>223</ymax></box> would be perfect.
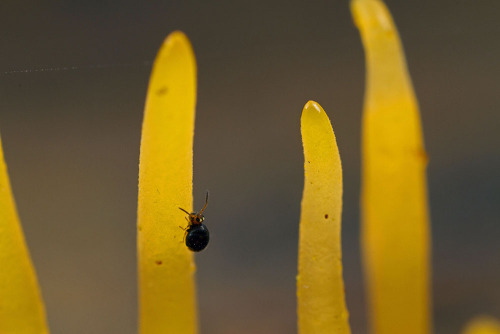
<box><xmin>138</xmin><ymin>31</ymin><xmax>198</xmax><ymax>334</ymax></box>
<box><xmin>351</xmin><ymin>0</ymin><xmax>431</xmax><ymax>333</ymax></box>
<box><xmin>298</xmin><ymin>101</ymin><xmax>351</xmax><ymax>334</ymax></box>
<box><xmin>0</xmin><ymin>135</ymin><xmax>49</xmax><ymax>334</ymax></box>
<box><xmin>463</xmin><ymin>317</ymin><xmax>500</xmax><ymax>334</ymax></box>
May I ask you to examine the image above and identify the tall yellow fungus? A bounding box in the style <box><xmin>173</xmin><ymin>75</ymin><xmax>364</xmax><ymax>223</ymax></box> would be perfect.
<box><xmin>351</xmin><ymin>0</ymin><xmax>431</xmax><ymax>333</ymax></box>
<box><xmin>0</xmin><ymin>135</ymin><xmax>49</xmax><ymax>334</ymax></box>
<box><xmin>137</xmin><ymin>31</ymin><xmax>198</xmax><ymax>334</ymax></box>
<box><xmin>298</xmin><ymin>101</ymin><xmax>351</xmax><ymax>334</ymax></box>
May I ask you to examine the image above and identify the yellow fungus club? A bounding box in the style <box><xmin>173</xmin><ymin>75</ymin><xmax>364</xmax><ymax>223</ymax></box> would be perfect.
<box><xmin>351</xmin><ymin>0</ymin><xmax>431</xmax><ymax>333</ymax></box>
<box><xmin>298</xmin><ymin>101</ymin><xmax>351</xmax><ymax>334</ymax></box>
<box><xmin>463</xmin><ymin>317</ymin><xmax>500</xmax><ymax>334</ymax></box>
<box><xmin>0</xmin><ymin>135</ymin><xmax>49</xmax><ymax>334</ymax></box>
<box><xmin>137</xmin><ymin>31</ymin><xmax>198</xmax><ymax>334</ymax></box>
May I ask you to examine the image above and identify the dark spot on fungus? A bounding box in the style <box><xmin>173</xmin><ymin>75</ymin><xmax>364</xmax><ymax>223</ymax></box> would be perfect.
<box><xmin>155</xmin><ymin>260</ymin><xmax>163</xmax><ymax>265</ymax></box>
<box><xmin>156</xmin><ymin>86</ymin><xmax>168</xmax><ymax>96</ymax></box>
<box><xmin>324</xmin><ymin>214</ymin><xmax>329</xmax><ymax>219</ymax></box>
<box><xmin>418</xmin><ymin>149</ymin><xmax>429</xmax><ymax>165</ymax></box>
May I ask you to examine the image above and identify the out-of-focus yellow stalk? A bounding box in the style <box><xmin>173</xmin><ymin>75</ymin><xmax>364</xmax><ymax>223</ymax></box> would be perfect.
<box><xmin>137</xmin><ymin>31</ymin><xmax>198</xmax><ymax>334</ymax></box>
<box><xmin>351</xmin><ymin>0</ymin><xmax>431</xmax><ymax>333</ymax></box>
<box><xmin>0</xmin><ymin>135</ymin><xmax>49</xmax><ymax>334</ymax></box>
<box><xmin>463</xmin><ymin>317</ymin><xmax>500</xmax><ymax>334</ymax></box>
<box><xmin>297</xmin><ymin>101</ymin><xmax>351</xmax><ymax>334</ymax></box>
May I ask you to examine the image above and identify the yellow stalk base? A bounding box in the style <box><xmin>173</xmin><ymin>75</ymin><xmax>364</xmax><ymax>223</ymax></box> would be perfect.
<box><xmin>298</xmin><ymin>101</ymin><xmax>351</xmax><ymax>334</ymax></box>
<box><xmin>137</xmin><ymin>31</ymin><xmax>198</xmax><ymax>334</ymax></box>
<box><xmin>0</xmin><ymin>136</ymin><xmax>49</xmax><ymax>334</ymax></box>
<box><xmin>463</xmin><ymin>317</ymin><xmax>500</xmax><ymax>334</ymax></box>
<box><xmin>351</xmin><ymin>0</ymin><xmax>431</xmax><ymax>333</ymax></box>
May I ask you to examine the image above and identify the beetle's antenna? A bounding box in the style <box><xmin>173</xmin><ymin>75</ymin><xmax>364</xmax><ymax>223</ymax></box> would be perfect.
<box><xmin>199</xmin><ymin>191</ymin><xmax>209</xmax><ymax>215</ymax></box>
<box><xmin>179</xmin><ymin>207</ymin><xmax>190</xmax><ymax>215</ymax></box>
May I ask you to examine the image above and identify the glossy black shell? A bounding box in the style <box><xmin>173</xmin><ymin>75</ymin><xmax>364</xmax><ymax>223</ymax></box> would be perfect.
<box><xmin>185</xmin><ymin>224</ymin><xmax>209</xmax><ymax>252</ymax></box>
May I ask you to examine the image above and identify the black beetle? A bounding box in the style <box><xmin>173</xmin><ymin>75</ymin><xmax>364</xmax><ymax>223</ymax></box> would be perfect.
<box><xmin>179</xmin><ymin>192</ymin><xmax>210</xmax><ymax>252</ymax></box>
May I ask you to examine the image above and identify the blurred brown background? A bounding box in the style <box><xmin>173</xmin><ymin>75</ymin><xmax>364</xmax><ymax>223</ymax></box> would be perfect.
<box><xmin>1</xmin><ymin>1</ymin><xmax>499</xmax><ymax>333</ymax></box>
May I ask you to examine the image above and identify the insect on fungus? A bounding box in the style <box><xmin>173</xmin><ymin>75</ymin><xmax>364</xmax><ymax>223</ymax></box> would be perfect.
<box><xmin>179</xmin><ymin>191</ymin><xmax>210</xmax><ymax>252</ymax></box>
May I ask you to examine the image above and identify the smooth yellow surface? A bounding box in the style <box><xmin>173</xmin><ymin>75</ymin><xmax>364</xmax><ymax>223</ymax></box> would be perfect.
<box><xmin>297</xmin><ymin>101</ymin><xmax>351</xmax><ymax>334</ymax></box>
<box><xmin>0</xmin><ymin>136</ymin><xmax>49</xmax><ymax>334</ymax></box>
<box><xmin>137</xmin><ymin>31</ymin><xmax>198</xmax><ymax>334</ymax></box>
<box><xmin>351</xmin><ymin>0</ymin><xmax>431</xmax><ymax>333</ymax></box>
<box><xmin>463</xmin><ymin>317</ymin><xmax>500</xmax><ymax>334</ymax></box>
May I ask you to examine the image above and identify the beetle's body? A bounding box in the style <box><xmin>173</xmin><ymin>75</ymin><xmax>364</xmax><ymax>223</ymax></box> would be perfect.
<box><xmin>185</xmin><ymin>223</ymin><xmax>209</xmax><ymax>252</ymax></box>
